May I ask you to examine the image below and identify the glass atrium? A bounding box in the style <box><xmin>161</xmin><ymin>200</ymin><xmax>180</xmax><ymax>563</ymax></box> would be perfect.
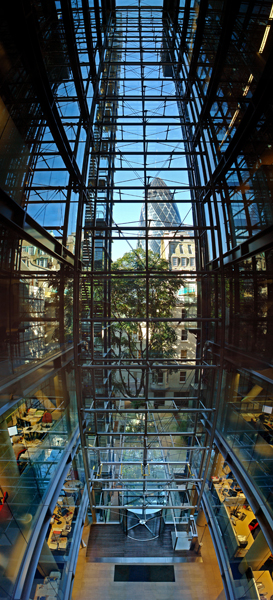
<box><xmin>0</xmin><ymin>1</ymin><xmax>273</xmax><ymax>599</ymax></box>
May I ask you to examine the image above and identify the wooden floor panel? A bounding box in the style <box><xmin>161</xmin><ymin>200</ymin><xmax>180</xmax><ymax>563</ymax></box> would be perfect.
<box><xmin>86</xmin><ymin>524</ymin><xmax>196</xmax><ymax>560</ymax></box>
<box><xmin>73</xmin><ymin>521</ymin><xmax>225</xmax><ymax>600</ymax></box>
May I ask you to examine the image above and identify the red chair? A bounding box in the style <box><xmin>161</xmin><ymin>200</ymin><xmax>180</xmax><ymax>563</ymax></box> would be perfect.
<box><xmin>42</xmin><ymin>411</ymin><xmax>52</xmax><ymax>424</ymax></box>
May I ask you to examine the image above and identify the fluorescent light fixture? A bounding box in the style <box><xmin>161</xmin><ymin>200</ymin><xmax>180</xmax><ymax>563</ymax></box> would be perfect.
<box><xmin>259</xmin><ymin>25</ymin><xmax>271</xmax><ymax>53</ymax></box>
<box><xmin>220</xmin><ymin>107</ymin><xmax>240</xmax><ymax>147</ymax></box>
<box><xmin>228</xmin><ymin>108</ymin><xmax>240</xmax><ymax>129</ymax></box>
<box><xmin>242</xmin><ymin>73</ymin><xmax>253</xmax><ymax>96</ymax></box>
<box><xmin>258</xmin><ymin>4</ymin><xmax>273</xmax><ymax>53</ymax></box>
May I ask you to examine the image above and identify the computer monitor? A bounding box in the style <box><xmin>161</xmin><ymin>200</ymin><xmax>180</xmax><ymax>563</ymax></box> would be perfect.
<box><xmin>224</xmin><ymin>494</ymin><xmax>245</xmax><ymax>507</ymax></box>
<box><xmin>8</xmin><ymin>425</ymin><xmax>18</xmax><ymax>437</ymax></box>
<box><xmin>228</xmin><ymin>489</ymin><xmax>237</xmax><ymax>497</ymax></box>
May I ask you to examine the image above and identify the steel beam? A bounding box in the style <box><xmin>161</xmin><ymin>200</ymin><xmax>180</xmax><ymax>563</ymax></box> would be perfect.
<box><xmin>91</xmin><ymin>477</ymin><xmax>200</xmax><ymax>483</ymax></box>
<box><xmin>82</xmin><ymin>365</ymin><xmax>217</xmax><ymax>370</ymax></box>
<box><xmin>88</xmin><ymin>432</ymin><xmax>199</xmax><ymax>436</ymax></box>
<box><xmin>209</xmin><ymin>224</ymin><xmax>273</xmax><ymax>269</ymax></box>
<box><xmin>98</xmin><ymin>461</ymin><xmax>189</xmax><ymax>465</ymax></box>
<box><xmin>5</xmin><ymin>0</ymin><xmax>86</xmax><ymax>188</ymax></box>
<box><xmin>192</xmin><ymin>0</ymin><xmax>240</xmax><ymax>145</ymax></box>
<box><xmin>0</xmin><ymin>345</ymin><xmax>75</xmax><ymax>410</ymax></box>
<box><xmin>88</xmin><ymin>446</ymin><xmax>207</xmax><ymax>451</ymax></box>
<box><xmin>82</xmin><ymin>0</ymin><xmax>98</xmax><ymax>83</ymax></box>
<box><xmin>187</xmin><ymin>0</ymin><xmax>208</xmax><ymax>81</ymax></box>
<box><xmin>97</xmin><ymin>487</ymin><xmax>199</xmax><ymax>492</ymax></box>
<box><xmin>0</xmin><ymin>187</ymin><xmax>75</xmax><ymax>266</ymax></box>
<box><xmin>177</xmin><ymin>0</ymin><xmax>191</xmax><ymax>54</ymax></box>
<box><xmin>91</xmin><ymin>504</ymin><xmax>197</xmax><ymax>509</ymax></box>
<box><xmin>81</xmin><ymin>317</ymin><xmax>218</xmax><ymax>322</ymax></box>
<box><xmin>84</xmin><ymin>408</ymin><xmax>213</xmax><ymax>414</ymax></box>
<box><xmin>203</xmin><ymin>35</ymin><xmax>273</xmax><ymax>204</ymax></box>
<box><xmin>60</xmin><ymin>0</ymin><xmax>90</xmax><ymax>126</ymax></box>
<box><xmin>101</xmin><ymin>0</ymin><xmax>112</xmax><ymax>29</ymax></box>
<box><xmin>163</xmin><ymin>0</ymin><xmax>179</xmax><ymax>28</ymax></box>
<box><xmin>94</xmin><ymin>0</ymin><xmax>102</xmax><ymax>47</ymax></box>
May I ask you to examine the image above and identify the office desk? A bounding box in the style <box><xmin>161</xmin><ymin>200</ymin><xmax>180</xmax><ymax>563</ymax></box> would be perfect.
<box><xmin>34</xmin><ymin>580</ymin><xmax>59</xmax><ymax>600</ymax></box>
<box><xmin>21</xmin><ymin>414</ymin><xmax>43</xmax><ymax>426</ymax></box>
<box><xmin>23</xmin><ymin>424</ymin><xmax>52</xmax><ymax>440</ymax></box>
<box><xmin>214</xmin><ymin>482</ymin><xmax>240</xmax><ymax>502</ymax></box>
<box><xmin>241</xmin><ymin>413</ymin><xmax>255</xmax><ymax>422</ymax></box>
<box><xmin>23</xmin><ymin>443</ymin><xmax>42</xmax><ymax>459</ymax></box>
<box><xmin>25</xmin><ymin>438</ymin><xmax>41</xmax><ymax>448</ymax></box>
<box><xmin>215</xmin><ymin>481</ymin><xmax>246</xmax><ymax>502</ymax></box>
<box><xmin>63</xmin><ymin>479</ymin><xmax>83</xmax><ymax>492</ymax></box>
<box><xmin>214</xmin><ymin>483</ymin><xmax>254</xmax><ymax>556</ymax></box>
<box><xmin>47</xmin><ymin>506</ymin><xmax>75</xmax><ymax>551</ymax></box>
<box><xmin>33</xmin><ymin>572</ymin><xmax>61</xmax><ymax>600</ymax></box>
<box><xmin>253</xmin><ymin>570</ymin><xmax>273</xmax><ymax>598</ymax></box>
<box><xmin>229</xmin><ymin>509</ymin><xmax>254</xmax><ymax>544</ymax></box>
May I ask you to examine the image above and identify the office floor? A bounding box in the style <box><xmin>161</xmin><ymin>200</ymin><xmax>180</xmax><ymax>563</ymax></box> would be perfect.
<box><xmin>72</xmin><ymin>521</ymin><xmax>225</xmax><ymax>600</ymax></box>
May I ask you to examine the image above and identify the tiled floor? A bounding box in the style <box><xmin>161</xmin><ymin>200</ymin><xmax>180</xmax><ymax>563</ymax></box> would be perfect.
<box><xmin>72</xmin><ymin>521</ymin><xmax>225</xmax><ymax>600</ymax></box>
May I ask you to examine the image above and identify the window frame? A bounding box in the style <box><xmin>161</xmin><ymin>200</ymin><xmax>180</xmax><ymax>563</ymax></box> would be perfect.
<box><xmin>180</xmin><ymin>371</ymin><xmax>186</xmax><ymax>383</ymax></box>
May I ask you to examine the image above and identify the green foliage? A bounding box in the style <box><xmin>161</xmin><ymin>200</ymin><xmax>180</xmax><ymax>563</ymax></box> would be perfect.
<box><xmin>130</xmin><ymin>398</ymin><xmax>146</xmax><ymax>409</ymax></box>
<box><xmin>109</xmin><ymin>248</ymin><xmax>183</xmax><ymax>397</ymax></box>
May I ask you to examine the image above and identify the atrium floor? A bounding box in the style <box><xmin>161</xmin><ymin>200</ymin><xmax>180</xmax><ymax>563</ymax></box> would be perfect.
<box><xmin>72</xmin><ymin>521</ymin><xmax>224</xmax><ymax>600</ymax></box>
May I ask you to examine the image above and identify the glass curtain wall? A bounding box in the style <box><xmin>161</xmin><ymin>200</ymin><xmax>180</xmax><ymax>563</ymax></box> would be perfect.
<box><xmin>173</xmin><ymin>0</ymin><xmax>273</xmax><ymax>517</ymax></box>
<box><xmin>164</xmin><ymin>0</ymin><xmax>273</xmax><ymax>595</ymax></box>
<box><xmin>77</xmin><ymin>3</ymin><xmax>216</xmax><ymax>536</ymax></box>
<box><xmin>0</xmin><ymin>0</ymin><xmax>95</xmax><ymax>386</ymax></box>
<box><xmin>0</xmin><ymin>1</ymin><xmax>97</xmax><ymax>598</ymax></box>
<box><xmin>1</xmin><ymin>0</ymin><xmax>273</xmax><ymax>598</ymax></box>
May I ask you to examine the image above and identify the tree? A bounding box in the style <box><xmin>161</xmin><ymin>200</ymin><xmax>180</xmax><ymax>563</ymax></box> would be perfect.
<box><xmin>109</xmin><ymin>248</ymin><xmax>183</xmax><ymax>398</ymax></box>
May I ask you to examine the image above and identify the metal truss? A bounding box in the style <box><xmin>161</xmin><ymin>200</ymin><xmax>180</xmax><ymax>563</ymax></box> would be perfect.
<box><xmin>0</xmin><ymin>1</ymin><xmax>272</xmax><ymax>597</ymax></box>
<box><xmin>74</xmin><ymin>2</ymin><xmax>273</xmax><ymax>538</ymax></box>
<box><xmin>1</xmin><ymin>0</ymin><xmax>272</xmax><ymax>566</ymax></box>
<box><xmin>75</xmin><ymin>5</ymin><xmax>221</xmax><ymax>526</ymax></box>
